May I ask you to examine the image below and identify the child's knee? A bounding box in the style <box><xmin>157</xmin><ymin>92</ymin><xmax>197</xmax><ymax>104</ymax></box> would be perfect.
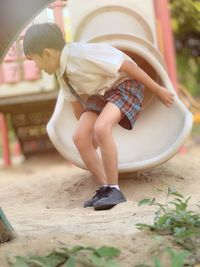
<box><xmin>94</xmin><ymin>122</ymin><xmax>111</xmax><ymax>143</ymax></box>
<box><xmin>72</xmin><ymin>130</ymin><xmax>91</xmax><ymax>150</ymax></box>
<box><xmin>72</xmin><ymin>131</ymin><xmax>83</xmax><ymax>147</ymax></box>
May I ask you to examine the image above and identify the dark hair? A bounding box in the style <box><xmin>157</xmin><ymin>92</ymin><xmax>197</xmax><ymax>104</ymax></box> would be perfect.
<box><xmin>23</xmin><ymin>23</ymin><xmax>66</xmax><ymax>57</ymax></box>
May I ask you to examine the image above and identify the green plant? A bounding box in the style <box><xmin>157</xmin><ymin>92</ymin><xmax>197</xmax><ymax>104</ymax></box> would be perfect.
<box><xmin>135</xmin><ymin>188</ymin><xmax>200</xmax><ymax>266</ymax></box>
<box><xmin>8</xmin><ymin>245</ymin><xmax>121</xmax><ymax>267</ymax></box>
<box><xmin>136</xmin><ymin>188</ymin><xmax>200</xmax><ymax>241</ymax></box>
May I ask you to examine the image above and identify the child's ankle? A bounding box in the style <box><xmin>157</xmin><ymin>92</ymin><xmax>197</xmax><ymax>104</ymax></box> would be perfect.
<box><xmin>100</xmin><ymin>184</ymin><xmax>109</xmax><ymax>188</ymax></box>
<box><xmin>109</xmin><ymin>184</ymin><xmax>120</xmax><ymax>190</ymax></box>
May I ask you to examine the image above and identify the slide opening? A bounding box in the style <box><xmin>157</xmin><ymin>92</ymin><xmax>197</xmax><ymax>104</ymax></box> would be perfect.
<box><xmin>122</xmin><ymin>50</ymin><xmax>163</xmax><ymax>110</ymax></box>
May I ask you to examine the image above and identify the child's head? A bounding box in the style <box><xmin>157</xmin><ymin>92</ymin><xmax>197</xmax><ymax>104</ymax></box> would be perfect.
<box><xmin>23</xmin><ymin>23</ymin><xmax>66</xmax><ymax>74</ymax></box>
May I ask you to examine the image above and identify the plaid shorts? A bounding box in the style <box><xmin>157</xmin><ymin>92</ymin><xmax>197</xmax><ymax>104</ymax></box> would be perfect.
<box><xmin>83</xmin><ymin>80</ymin><xmax>144</xmax><ymax>130</ymax></box>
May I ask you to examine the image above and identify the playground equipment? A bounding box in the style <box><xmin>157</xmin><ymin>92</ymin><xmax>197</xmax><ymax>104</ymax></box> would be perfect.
<box><xmin>0</xmin><ymin>0</ymin><xmax>57</xmax><ymax>243</ymax></box>
<box><xmin>0</xmin><ymin>0</ymin><xmax>192</xmax><ymax>170</ymax></box>
<box><xmin>0</xmin><ymin>0</ymin><xmax>193</xmax><ymax>242</ymax></box>
<box><xmin>0</xmin><ymin>5</ymin><xmax>59</xmax><ymax>164</ymax></box>
<box><xmin>47</xmin><ymin>0</ymin><xmax>193</xmax><ymax>172</ymax></box>
<box><xmin>0</xmin><ymin>208</ymin><xmax>15</xmax><ymax>243</ymax></box>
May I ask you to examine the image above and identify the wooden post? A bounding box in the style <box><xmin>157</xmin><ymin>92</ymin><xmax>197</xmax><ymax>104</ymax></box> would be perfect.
<box><xmin>49</xmin><ymin>0</ymin><xmax>66</xmax><ymax>36</ymax></box>
<box><xmin>154</xmin><ymin>0</ymin><xmax>179</xmax><ymax>92</ymax></box>
<box><xmin>0</xmin><ymin>114</ymin><xmax>11</xmax><ymax>166</ymax></box>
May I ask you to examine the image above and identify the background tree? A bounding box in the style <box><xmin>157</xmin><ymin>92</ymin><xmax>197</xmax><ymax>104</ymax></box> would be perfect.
<box><xmin>170</xmin><ymin>0</ymin><xmax>200</xmax><ymax>95</ymax></box>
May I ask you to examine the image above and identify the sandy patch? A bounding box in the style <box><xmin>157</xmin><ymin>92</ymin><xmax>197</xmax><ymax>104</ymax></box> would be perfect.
<box><xmin>0</xmin><ymin>140</ymin><xmax>199</xmax><ymax>266</ymax></box>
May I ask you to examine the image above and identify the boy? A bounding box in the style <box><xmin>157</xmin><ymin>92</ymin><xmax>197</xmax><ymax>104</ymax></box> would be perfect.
<box><xmin>23</xmin><ymin>23</ymin><xmax>175</xmax><ymax>211</ymax></box>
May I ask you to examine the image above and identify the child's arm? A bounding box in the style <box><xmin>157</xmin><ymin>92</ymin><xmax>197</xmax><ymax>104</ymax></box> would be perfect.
<box><xmin>119</xmin><ymin>60</ymin><xmax>175</xmax><ymax>107</ymax></box>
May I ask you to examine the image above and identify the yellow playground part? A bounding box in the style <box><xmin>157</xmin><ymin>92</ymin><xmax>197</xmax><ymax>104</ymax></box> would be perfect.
<box><xmin>179</xmin><ymin>84</ymin><xmax>200</xmax><ymax>123</ymax></box>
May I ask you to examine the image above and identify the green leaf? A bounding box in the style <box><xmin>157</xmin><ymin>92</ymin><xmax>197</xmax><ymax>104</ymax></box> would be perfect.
<box><xmin>152</xmin><ymin>256</ymin><xmax>162</xmax><ymax>267</ymax></box>
<box><xmin>168</xmin><ymin>189</ymin><xmax>184</xmax><ymax>199</ymax></box>
<box><xmin>47</xmin><ymin>253</ymin><xmax>66</xmax><ymax>266</ymax></box>
<box><xmin>103</xmin><ymin>260</ymin><xmax>121</xmax><ymax>267</ymax></box>
<box><xmin>90</xmin><ymin>254</ymin><xmax>103</xmax><ymax>265</ymax></box>
<box><xmin>174</xmin><ymin>228</ymin><xmax>200</xmax><ymax>238</ymax></box>
<box><xmin>90</xmin><ymin>254</ymin><xmax>121</xmax><ymax>267</ymax></box>
<box><xmin>64</xmin><ymin>256</ymin><xmax>76</xmax><ymax>267</ymax></box>
<box><xmin>28</xmin><ymin>255</ymin><xmax>52</xmax><ymax>267</ymax></box>
<box><xmin>166</xmin><ymin>247</ymin><xmax>190</xmax><ymax>267</ymax></box>
<box><xmin>70</xmin><ymin>245</ymin><xmax>88</xmax><ymax>253</ymax></box>
<box><xmin>138</xmin><ymin>198</ymin><xmax>155</xmax><ymax>206</ymax></box>
<box><xmin>135</xmin><ymin>223</ymin><xmax>153</xmax><ymax>230</ymax></box>
<box><xmin>12</xmin><ymin>257</ymin><xmax>29</xmax><ymax>267</ymax></box>
<box><xmin>174</xmin><ymin>227</ymin><xmax>187</xmax><ymax>235</ymax></box>
<box><xmin>134</xmin><ymin>265</ymin><xmax>151</xmax><ymax>267</ymax></box>
<box><xmin>156</xmin><ymin>215</ymin><xmax>170</xmax><ymax>227</ymax></box>
<box><xmin>53</xmin><ymin>247</ymin><xmax>70</xmax><ymax>257</ymax></box>
<box><xmin>185</xmin><ymin>196</ymin><xmax>191</xmax><ymax>204</ymax></box>
<box><xmin>95</xmin><ymin>246</ymin><xmax>120</xmax><ymax>259</ymax></box>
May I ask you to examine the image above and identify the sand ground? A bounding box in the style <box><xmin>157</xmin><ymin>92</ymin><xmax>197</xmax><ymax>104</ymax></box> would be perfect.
<box><xmin>0</xmin><ymin>138</ymin><xmax>199</xmax><ymax>266</ymax></box>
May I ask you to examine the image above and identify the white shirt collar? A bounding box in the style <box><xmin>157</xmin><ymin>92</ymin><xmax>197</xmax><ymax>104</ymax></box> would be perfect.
<box><xmin>56</xmin><ymin>44</ymin><xmax>69</xmax><ymax>77</ymax></box>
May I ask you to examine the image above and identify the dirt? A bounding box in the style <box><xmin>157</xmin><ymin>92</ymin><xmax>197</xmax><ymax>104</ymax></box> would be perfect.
<box><xmin>0</xmin><ymin>138</ymin><xmax>200</xmax><ymax>267</ymax></box>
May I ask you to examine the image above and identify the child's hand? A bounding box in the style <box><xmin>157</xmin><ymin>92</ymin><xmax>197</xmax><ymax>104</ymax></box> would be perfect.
<box><xmin>156</xmin><ymin>86</ymin><xmax>175</xmax><ymax>107</ymax></box>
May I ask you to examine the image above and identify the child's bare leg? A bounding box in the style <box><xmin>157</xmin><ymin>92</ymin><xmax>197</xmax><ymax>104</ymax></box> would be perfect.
<box><xmin>91</xmin><ymin>102</ymin><xmax>127</xmax><ymax>210</ymax></box>
<box><xmin>94</xmin><ymin>102</ymin><xmax>124</xmax><ymax>185</ymax></box>
<box><xmin>73</xmin><ymin>111</ymin><xmax>106</xmax><ymax>185</ymax></box>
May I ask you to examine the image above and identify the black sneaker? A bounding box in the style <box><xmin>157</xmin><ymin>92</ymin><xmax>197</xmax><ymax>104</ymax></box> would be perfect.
<box><xmin>93</xmin><ymin>187</ymin><xmax>127</xmax><ymax>211</ymax></box>
<box><xmin>83</xmin><ymin>186</ymin><xmax>109</xmax><ymax>208</ymax></box>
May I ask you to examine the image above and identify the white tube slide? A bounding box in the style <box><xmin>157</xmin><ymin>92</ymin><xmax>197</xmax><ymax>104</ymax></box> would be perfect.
<box><xmin>47</xmin><ymin>33</ymin><xmax>193</xmax><ymax>172</ymax></box>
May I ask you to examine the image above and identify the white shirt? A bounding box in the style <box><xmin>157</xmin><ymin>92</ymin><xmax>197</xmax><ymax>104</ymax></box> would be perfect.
<box><xmin>56</xmin><ymin>42</ymin><xmax>136</xmax><ymax>102</ymax></box>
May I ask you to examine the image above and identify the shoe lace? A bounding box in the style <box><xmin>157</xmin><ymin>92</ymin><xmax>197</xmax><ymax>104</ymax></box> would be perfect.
<box><xmin>103</xmin><ymin>186</ymin><xmax>113</xmax><ymax>197</ymax></box>
<box><xmin>93</xmin><ymin>187</ymin><xmax>109</xmax><ymax>199</ymax></box>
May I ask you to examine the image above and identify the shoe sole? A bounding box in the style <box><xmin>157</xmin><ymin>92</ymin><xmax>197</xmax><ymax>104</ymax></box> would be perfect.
<box><xmin>84</xmin><ymin>204</ymin><xmax>93</xmax><ymax>208</ymax></box>
<box><xmin>94</xmin><ymin>199</ymin><xmax>126</xmax><ymax>211</ymax></box>
<box><xmin>84</xmin><ymin>198</ymin><xmax>102</xmax><ymax>208</ymax></box>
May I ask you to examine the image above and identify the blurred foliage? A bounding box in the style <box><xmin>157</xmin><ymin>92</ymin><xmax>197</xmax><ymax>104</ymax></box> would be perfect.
<box><xmin>170</xmin><ymin>0</ymin><xmax>200</xmax><ymax>96</ymax></box>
